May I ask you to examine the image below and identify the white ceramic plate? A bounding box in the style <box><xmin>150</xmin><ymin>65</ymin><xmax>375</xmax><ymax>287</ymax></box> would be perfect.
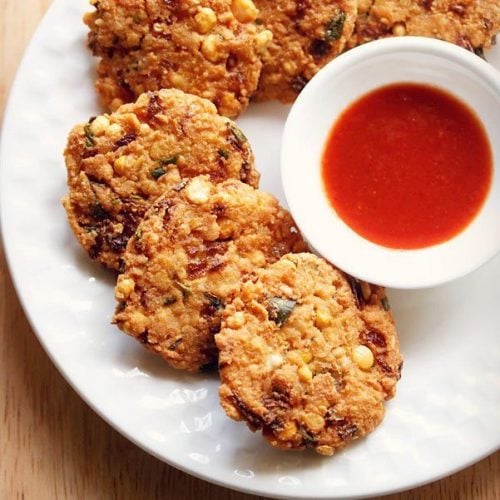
<box><xmin>1</xmin><ymin>1</ymin><xmax>499</xmax><ymax>498</ymax></box>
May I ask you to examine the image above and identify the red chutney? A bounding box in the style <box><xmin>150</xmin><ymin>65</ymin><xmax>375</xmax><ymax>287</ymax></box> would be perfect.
<box><xmin>322</xmin><ymin>83</ymin><xmax>493</xmax><ymax>249</ymax></box>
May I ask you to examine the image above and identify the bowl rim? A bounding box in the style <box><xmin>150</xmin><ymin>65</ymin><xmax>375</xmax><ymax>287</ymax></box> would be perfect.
<box><xmin>281</xmin><ymin>36</ymin><xmax>500</xmax><ymax>289</ymax></box>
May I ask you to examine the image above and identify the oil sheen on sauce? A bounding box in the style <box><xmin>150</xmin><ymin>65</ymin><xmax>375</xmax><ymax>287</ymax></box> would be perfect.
<box><xmin>322</xmin><ymin>83</ymin><xmax>493</xmax><ymax>249</ymax></box>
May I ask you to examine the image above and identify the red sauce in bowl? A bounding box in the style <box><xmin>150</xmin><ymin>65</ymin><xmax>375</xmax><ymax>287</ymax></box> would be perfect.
<box><xmin>322</xmin><ymin>83</ymin><xmax>493</xmax><ymax>249</ymax></box>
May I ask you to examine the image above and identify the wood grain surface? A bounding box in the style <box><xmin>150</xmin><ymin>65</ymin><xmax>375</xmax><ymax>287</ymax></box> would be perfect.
<box><xmin>0</xmin><ymin>1</ymin><xmax>498</xmax><ymax>499</ymax></box>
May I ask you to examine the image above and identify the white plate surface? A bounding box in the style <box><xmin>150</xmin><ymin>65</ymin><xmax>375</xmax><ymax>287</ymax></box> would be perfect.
<box><xmin>1</xmin><ymin>1</ymin><xmax>499</xmax><ymax>498</ymax></box>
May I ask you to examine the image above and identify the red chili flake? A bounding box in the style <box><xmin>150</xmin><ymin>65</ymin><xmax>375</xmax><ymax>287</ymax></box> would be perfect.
<box><xmin>456</xmin><ymin>36</ymin><xmax>474</xmax><ymax>51</ymax></box>
<box><xmin>114</xmin><ymin>133</ymin><xmax>137</xmax><ymax>150</ymax></box>
<box><xmin>449</xmin><ymin>4</ymin><xmax>465</xmax><ymax>16</ymax></box>
<box><xmin>290</xmin><ymin>74</ymin><xmax>309</xmax><ymax>94</ymax></box>
<box><xmin>310</xmin><ymin>39</ymin><xmax>331</xmax><ymax>58</ymax></box>
<box><xmin>360</xmin><ymin>329</ymin><xmax>387</xmax><ymax>348</ymax></box>
<box><xmin>226</xmin><ymin>53</ymin><xmax>238</xmax><ymax>71</ymax></box>
<box><xmin>146</xmin><ymin>94</ymin><xmax>164</xmax><ymax>121</ymax></box>
<box><xmin>229</xmin><ymin>394</ymin><xmax>264</xmax><ymax>431</ymax></box>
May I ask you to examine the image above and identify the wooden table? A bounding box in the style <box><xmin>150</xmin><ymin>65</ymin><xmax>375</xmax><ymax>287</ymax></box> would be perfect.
<box><xmin>0</xmin><ymin>1</ymin><xmax>498</xmax><ymax>498</ymax></box>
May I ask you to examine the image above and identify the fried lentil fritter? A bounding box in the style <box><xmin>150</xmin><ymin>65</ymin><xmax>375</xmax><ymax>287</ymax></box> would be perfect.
<box><xmin>85</xmin><ymin>0</ymin><xmax>272</xmax><ymax>117</ymax></box>
<box><xmin>217</xmin><ymin>253</ymin><xmax>402</xmax><ymax>455</ymax></box>
<box><xmin>349</xmin><ymin>0</ymin><xmax>500</xmax><ymax>54</ymax></box>
<box><xmin>113</xmin><ymin>177</ymin><xmax>307</xmax><ymax>371</ymax></box>
<box><xmin>253</xmin><ymin>0</ymin><xmax>357</xmax><ymax>102</ymax></box>
<box><xmin>63</xmin><ymin>89</ymin><xmax>258</xmax><ymax>270</ymax></box>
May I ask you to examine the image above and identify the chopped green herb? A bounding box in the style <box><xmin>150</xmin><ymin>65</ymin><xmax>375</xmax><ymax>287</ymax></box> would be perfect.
<box><xmin>134</xmin><ymin>228</ymin><xmax>142</xmax><ymax>240</ymax></box>
<box><xmin>204</xmin><ymin>292</ymin><xmax>225</xmax><ymax>311</ymax></box>
<box><xmin>381</xmin><ymin>297</ymin><xmax>391</xmax><ymax>311</ymax></box>
<box><xmin>255</xmin><ymin>18</ymin><xmax>263</xmax><ymax>25</ymax></box>
<box><xmin>174</xmin><ymin>281</ymin><xmax>191</xmax><ymax>300</ymax></box>
<box><xmin>218</xmin><ymin>148</ymin><xmax>230</xmax><ymax>160</ymax></box>
<box><xmin>151</xmin><ymin>154</ymin><xmax>180</xmax><ymax>179</ymax></box>
<box><xmin>267</xmin><ymin>297</ymin><xmax>296</xmax><ymax>327</ymax></box>
<box><xmin>229</xmin><ymin>124</ymin><xmax>248</xmax><ymax>146</ymax></box>
<box><xmin>84</xmin><ymin>124</ymin><xmax>96</xmax><ymax>148</ymax></box>
<box><xmin>159</xmin><ymin>154</ymin><xmax>180</xmax><ymax>167</ymax></box>
<box><xmin>132</xmin><ymin>14</ymin><xmax>141</xmax><ymax>23</ymax></box>
<box><xmin>325</xmin><ymin>11</ymin><xmax>346</xmax><ymax>41</ymax></box>
<box><xmin>168</xmin><ymin>337</ymin><xmax>183</xmax><ymax>351</ymax></box>
<box><xmin>151</xmin><ymin>166</ymin><xmax>166</xmax><ymax>180</ymax></box>
<box><xmin>298</xmin><ymin>426</ymin><xmax>317</xmax><ymax>448</ymax></box>
<box><xmin>164</xmin><ymin>296</ymin><xmax>178</xmax><ymax>306</ymax></box>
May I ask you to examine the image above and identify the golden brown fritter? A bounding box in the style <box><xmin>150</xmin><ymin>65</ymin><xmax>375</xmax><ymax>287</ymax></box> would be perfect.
<box><xmin>253</xmin><ymin>0</ymin><xmax>357</xmax><ymax>102</ymax></box>
<box><xmin>85</xmin><ymin>0</ymin><xmax>272</xmax><ymax>117</ymax></box>
<box><xmin>113</xmin><ymin>176</ymin><xmax>307</xmax><ymax>372</ymax></box>
<box><xmin>349</xmin><ymin>0</ymin><xmax>500</xmax><ymax>53</ymax></box>
<box><xmin>63</xmin><ymin>89</ymin><xmax>258</xmax><ymax>270</ymax></box>
<box><xmin>217</xmin><ymin>253</ymin><xmax>402</xmax><ymax>455</ymax></box>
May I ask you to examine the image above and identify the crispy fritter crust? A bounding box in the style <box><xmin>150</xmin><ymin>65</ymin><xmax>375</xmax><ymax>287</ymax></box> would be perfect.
<box><xmin>63</xmin><ymin>89</ymin><xmax>258</xmax><ymax>270</ymax></box>
<box><xmin>349</xmin><ymin>0</ymin><xmax>500</xmax><ymax>52</ymax></box>
<box><xmin>216</xmin><ymin>253</ymin><xmax>402</xmax><ymax>455</ymax></box>
<box><xmin>113</xmin><ymin>177</ymin><xmax>307</xmax><ymax>372</ymax></box>
<box><xmin>85</xmin><ymin>0</ymin><xmax>268</xmax><ymax>117</ymax></box>
<box><xmin>253</xmin><ymin>0</ymin><xmax>357</xmax><ymax>102</ymax></box>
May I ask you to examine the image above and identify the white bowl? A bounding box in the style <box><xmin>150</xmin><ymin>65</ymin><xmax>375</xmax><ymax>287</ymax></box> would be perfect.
<box><xmin>282</xmin><ymin>37</ymin><xmax>500</xmax><ymax>289</ymax></box>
